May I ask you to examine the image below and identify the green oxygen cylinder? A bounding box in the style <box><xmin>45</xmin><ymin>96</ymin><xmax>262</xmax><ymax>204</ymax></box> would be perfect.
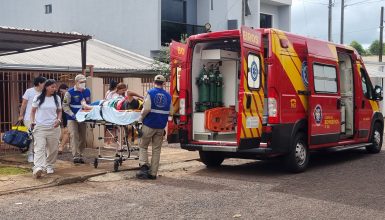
<box><xmin>208</xmin><ymin>65</ymin><xmax>217</xmax><ymax>107</ymax></box>
<box><xmin>196</xmin><ymin>66</ymin><xmax>210</xmax><ymax>111</ymax></box>
<box><xmin>215</xmin><ymin>68</ymin><xmax>223</xmax><ymax>107</ymax></box>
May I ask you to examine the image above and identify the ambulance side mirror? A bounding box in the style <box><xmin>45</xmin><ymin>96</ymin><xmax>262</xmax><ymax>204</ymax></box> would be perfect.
<box><xmin>374</xmin><ymin>85</ymin><xmax>383</xmax><ymax>101</ymax></box>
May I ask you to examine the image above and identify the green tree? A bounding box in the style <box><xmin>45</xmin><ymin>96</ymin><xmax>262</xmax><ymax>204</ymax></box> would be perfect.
<box><xmin>368</xmin><ymin>40</ymin><xmax>385</xmax><ymax>55</ymax></box>
<box><xmin>349</xmin><ymin>41</ymin><xmax>366</xmax><ymax>55</ymax></box>
<box><xmin>151</xmin><ymin>44</ymin><xmax>170</xmax><ymax>77</ymax></box>
<box><xmin>151</xmin><ymin>34</ymin><xmax>188</xmax><ymax>78</ymax></box>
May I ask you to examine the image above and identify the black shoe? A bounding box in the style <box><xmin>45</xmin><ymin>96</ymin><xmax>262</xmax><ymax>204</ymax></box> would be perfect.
<box><xmin>73</xmin><ymin>158</ymin><xmax>80</xmax><ymax>164</ymax></box>
<box><xmin>79</xmin><ymin>158</ymin><xmax>85</xmax><ymax>164</ymax></box>
<box><xmin>136</xmin><ymin>165</ymin><xmax>150</xmax><ymax>179</ymax></box>
<box><xmin>147</xmin><ymin>174</ymin><xmax>157</xmax><ymax>180</ymax></box>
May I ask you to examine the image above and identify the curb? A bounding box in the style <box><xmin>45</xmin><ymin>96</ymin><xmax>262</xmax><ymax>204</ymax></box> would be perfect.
<box><xmin>0</xmin><ymin>158</ymin><xmax>199</xmax><ymax>196</ymax></box>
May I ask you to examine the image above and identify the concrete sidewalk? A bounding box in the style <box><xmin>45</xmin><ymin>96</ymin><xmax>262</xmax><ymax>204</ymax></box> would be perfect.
<box><xmin>0</xmin><ymin>145</ymin><xmax>199</xmax><ymax>196</ymax></box>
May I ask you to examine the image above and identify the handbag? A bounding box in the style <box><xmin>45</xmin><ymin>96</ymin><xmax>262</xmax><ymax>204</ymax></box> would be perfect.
<box><xmin>2</xmin><ymin>121</ymin><xmax>31</xmax><ymax>150</ymax></box>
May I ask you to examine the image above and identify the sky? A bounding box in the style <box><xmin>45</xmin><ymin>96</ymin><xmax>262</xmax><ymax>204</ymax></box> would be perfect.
<box><xmin>291</xmin><ymin>0</ymin><xmax>385</xmax><ymax>48</ymax></box>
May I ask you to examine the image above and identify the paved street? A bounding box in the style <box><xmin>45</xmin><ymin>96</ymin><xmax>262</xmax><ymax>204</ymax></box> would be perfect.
<box><xmin>0</xmin><ymin>148</ymin><xmax>385</xmax><ymax>219</ymax></box>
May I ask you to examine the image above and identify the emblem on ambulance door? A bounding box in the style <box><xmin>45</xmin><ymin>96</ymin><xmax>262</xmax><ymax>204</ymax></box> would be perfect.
<box><xmin>314</xmin><ymin>104</ymin><xmax>322</xmax><ymax>126</ymax></box>
<box><xmin>301</xmin><ymin>61</ymin><xmax>308</xmax><ymax>87</ymax></box>
<box><xmin>250</xmin><ymin>61</ymin><xmax>259</xmax><ymax>81</ymax></box>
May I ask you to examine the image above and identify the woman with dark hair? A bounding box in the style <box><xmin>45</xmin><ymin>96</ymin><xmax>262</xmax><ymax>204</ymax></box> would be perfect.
<box><xmin>30</xmin><ymin>79</ymin><xmax>62</xmax><ymax>178</ymax></box>
<box><xmin>58</xmin><ymin>83</ymin><xmax>69</xmax><ymax>154</ymax></box>
<box><xmin>105</xmin><ymin>80</ymin><xmax>118</xmax><ymax>100</ymax></box>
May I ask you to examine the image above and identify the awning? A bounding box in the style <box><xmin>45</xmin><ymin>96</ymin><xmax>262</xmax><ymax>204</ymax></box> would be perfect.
<box><xmin>0</xmin><ymin>26</ymin><xmax>91</xmax><ymax>69</ymax></box>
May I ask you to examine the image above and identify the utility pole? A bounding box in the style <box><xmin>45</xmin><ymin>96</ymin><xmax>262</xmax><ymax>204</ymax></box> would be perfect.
<box><xmin>241</xmin><ymin>0</ymin><xmax>245</xmax><ymax>25</ymax></box>
<box><xmin>340</xmin><ymin>0</ymin><xmax>344</xmax><ymax>44</ymax></box>
<box><xmin>378</xmin><ymin>7</ymin><xmax>384</xmax><ymax>62</ymax></box>
<box><xmin>328</xmin><ymin>0</ymin><xmax>333</xmax><ymax>41</ymax></box>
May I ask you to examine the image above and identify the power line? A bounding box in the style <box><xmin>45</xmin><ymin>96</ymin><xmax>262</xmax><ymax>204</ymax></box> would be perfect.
<box><xmin>345</xmin><ymin>0</ymin><xmax>385</xmax><ymax>7</ymax></box>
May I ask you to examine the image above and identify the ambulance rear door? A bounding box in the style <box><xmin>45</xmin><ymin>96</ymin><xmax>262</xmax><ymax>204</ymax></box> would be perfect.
<box><xmin>238</xmin><ymin>26</ymin><xmax>265</xmax><ymax>149</ymax></box>
<box><xmin>167</xmin><ymin>41</ymin><xmax>187</xmax><ymax>143</ymax></box>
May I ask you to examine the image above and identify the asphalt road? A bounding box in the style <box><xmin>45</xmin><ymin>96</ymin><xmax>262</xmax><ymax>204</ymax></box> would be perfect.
<box><xmin>1</xmin><ymin>148</ymin><xmax>385</xmax><ymax>219</ymax></box>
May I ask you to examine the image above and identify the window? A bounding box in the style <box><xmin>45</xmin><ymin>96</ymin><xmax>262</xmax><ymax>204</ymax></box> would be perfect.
<box><xmin>247</xmin><ymin>54</ymin><xmax>261</xmax><ymax>89</ymax></box>
<box><xmin>360</xmin><ymin>68</ymin><xmax>373</xmax><ymax>99</ymax></box>
<box><xmin>313</xmin><ymin>64</ymin><xmax>337</xmax><ymax>93</ymax></box>
<box><xmin>176</xmin><ymin>67</ymin><xmax>181</xmax><ymax>92</ymax></box>
<box><xmin>260</xmin><ymin>13</ymin><xmax>272</xmax><ymax>28</ymax></box>
<box><xmin>228</xmin><ymin>20</ymin><xmax>238</xmax><ymax>30</ymax></box>
<box><xmin>45</xmin><ymin>4</ymin><xmax>52</xmax><ymax>14</ymax></box>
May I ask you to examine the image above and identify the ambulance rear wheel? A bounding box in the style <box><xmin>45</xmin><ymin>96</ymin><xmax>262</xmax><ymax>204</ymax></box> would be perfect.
<box><xmin>284</xmin><ymin>132</ymin><xmax>309</xmax><ymax>173</ymax></box>
<box><xmin>199</xmin><ymin>151</ymin><xmax>224</xmax><ymax>167</ymax></box>
<box><xmin>366</xmin><ymin>123</ymin><xmax>383</xmax><ymax>153</ymax></box>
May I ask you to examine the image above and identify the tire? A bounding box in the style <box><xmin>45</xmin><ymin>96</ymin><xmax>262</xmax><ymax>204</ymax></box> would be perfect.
<box><xmin>113</xmin><ymin>160</ymin><xmax>119</xmax><ymax>172</ymax></box>
<box><xmin>366</xmin><ymin>122</ymin><xmax>383</xmax><ymax>154</ymax></box>
<box><xmin>199</xmin><ymin>151</ymin><xmax>225</xmax><ymax>167</ymax></box>
<box><xmin>93</xmin><ymin>158</ymin><xmax>98</xmax><ymax>168</ymax></box>
<box><xmin>284</xmin><ymin>132</ymin><xmax>309</xmax><ymax>173</ymax></box>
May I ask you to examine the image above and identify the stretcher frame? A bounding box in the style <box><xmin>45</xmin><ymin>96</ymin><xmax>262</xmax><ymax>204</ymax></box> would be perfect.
<box><xmin>86</xmin><ymin>120</ymin><xmax>140</xmax><ymax>172</ymax></box>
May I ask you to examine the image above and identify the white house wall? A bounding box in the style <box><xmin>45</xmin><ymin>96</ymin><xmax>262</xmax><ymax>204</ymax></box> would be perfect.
<box><xmin>0</xmin><ymin>0</ymin><xmax>161</xmax><ymax>57</ymax></box>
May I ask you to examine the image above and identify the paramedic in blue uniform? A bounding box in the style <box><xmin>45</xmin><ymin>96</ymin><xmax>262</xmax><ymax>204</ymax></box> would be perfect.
<box><xmin>136</xmin><ymin>75</ymin><xmax>172</xmax><ymax>180</ymax></box>
<box><xmin>62</xmin><ymin>74</ymin><xmax>91</xmax><ymax>164</ymax></box>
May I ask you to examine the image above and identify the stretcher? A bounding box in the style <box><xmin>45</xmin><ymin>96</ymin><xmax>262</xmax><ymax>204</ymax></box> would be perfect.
<box><xmin>76</xmin><ymin>105</ymin><xmax>142</xmax><ymax>172</ymax></box>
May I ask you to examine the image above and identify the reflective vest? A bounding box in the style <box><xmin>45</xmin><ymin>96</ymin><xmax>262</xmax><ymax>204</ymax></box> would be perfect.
<box><xmin>66</xmin><ymin>87</ymin><xmax>91</xmax><ymax>120</ymax></box>
<box><xmin>143</xmin><ymin>88</ymin><xmax>171</xmax><ymax>129</ymax></box>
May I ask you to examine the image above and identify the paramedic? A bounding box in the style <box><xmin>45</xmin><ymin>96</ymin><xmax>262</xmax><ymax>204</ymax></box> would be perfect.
<box><xmin>136</xmin><ymin>75</ymin><xmax>172</xmax><ymax>180</ymax></box>
<box><xmin>30</xmin><ymin>79</ymin><xmax>62</xmax><ymax>178</ymax></box>
<box><xmin>18</xmin><ymin>76</ymin><xmax>47</xmax><ymax>163</ymax></box>
<box><xmin>62</xmin><ymin>74</ymin><xmax>91</xmax><ymax>164</ymax></box>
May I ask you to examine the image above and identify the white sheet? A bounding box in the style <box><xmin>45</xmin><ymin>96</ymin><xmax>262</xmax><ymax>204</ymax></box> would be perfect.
<box><xmin>76</xmin><ymin>106</ymin><xmax>141</xmax><ymax>125</ymax></box>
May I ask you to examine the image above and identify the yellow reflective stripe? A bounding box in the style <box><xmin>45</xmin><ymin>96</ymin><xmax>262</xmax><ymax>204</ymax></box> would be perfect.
<box><xmin>369</xmin><ymin>100</ymin><xmax>380</xmax><ymax>112</ymax></box>
<box><xmin>272</xmin><ymin>30</ymin><xmax>308</xmax><ymax>111</ymax></box>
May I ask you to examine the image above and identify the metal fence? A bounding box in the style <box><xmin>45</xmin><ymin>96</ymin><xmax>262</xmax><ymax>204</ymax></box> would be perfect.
<box><xmin>0</xmin><ymin>72</ymin><xmax>169</xmax><ymax>154</ymax></box>
<box><xmin>0</xmin><ymin>70</ymin><xmax>76</xmax><ymax>153</ymax></box>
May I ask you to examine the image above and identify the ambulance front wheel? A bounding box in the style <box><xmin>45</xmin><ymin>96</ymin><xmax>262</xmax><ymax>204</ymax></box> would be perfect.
<box><xmin>199</xmin><ymin>151</ymin><xmax>224</xmax><ymax>167</ymax></box>
<box><xmin>284</xmin><ymin>132</ymin><xmax>309</xmax><ymax>173</ymax></box>
<box><xmin>366</xmin><ymin>122</ymin><xmax>383</xmax><ymax>153</ymax></box>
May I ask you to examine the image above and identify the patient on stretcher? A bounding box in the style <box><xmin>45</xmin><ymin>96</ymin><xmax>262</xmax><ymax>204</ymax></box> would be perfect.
<box><xmin>81</xmin><ymin>83</ymin><xmax>143</xmax><ymax>111</ymax></box>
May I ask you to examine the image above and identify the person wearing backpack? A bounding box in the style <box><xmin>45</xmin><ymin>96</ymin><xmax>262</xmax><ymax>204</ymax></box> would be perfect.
<box><xmin>18</xmin><ymin>76</ymin><xmax>47</xmax><ymax>163</ymax></box>
<box><xmin>30</xmin><ymin>79</ymin><xmax>62</xmax><ymax>178</ymax></box>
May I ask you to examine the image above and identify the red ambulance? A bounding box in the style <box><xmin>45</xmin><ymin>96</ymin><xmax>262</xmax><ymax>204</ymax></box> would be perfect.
<box><xmin>167</xmin><ymin>27</ymin><xmax>383</xmax><ymax>172</ymax></box>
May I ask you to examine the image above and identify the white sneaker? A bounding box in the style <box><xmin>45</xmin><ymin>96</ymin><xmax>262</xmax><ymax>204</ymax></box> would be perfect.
<box><xmin>46</xmin><ymin>167</ymin><xmax>54</xmax><ymax>174</ymax></box>
<box><xmin>27</xmin><ymin>154</ymin><xmax>34</xmax><ymax>163</ymax></box>
<box><xmin>33</xmin><ymin>168</ymin><xmax>43</xmax><ymax>179</ymax></box>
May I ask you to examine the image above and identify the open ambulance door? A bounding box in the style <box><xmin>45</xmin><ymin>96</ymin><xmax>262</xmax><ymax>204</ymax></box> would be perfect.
<box><xmin>237</xmin><ymin>26</ymin><xmax>265</xmax><ymax>149</ymax></box>
<box><xmin>167</xmin><ymin>41</ymin><xmax>187</xmax><ymax>143</ymax></box>
<box><xmin>307</xmin><ymin>41</ymin><xmax>341</xmax><ymax>147</ymax></box>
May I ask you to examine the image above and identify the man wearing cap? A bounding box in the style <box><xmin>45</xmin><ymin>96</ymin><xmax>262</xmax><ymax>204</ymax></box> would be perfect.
<box><xmin>136</xmin><ymin>74</ymin><xmax>172</xmax><ymax>180</ymax></box>
<box><xmin>62</xmin><ymin>74</ymin><xmax>91</xmax><ymax>164</ymax></box>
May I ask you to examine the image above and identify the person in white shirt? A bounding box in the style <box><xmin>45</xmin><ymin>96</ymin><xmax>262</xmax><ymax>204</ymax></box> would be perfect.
<box><xmin>105</xmin><ymin>80</ymin><xmax>118</xmax><ymax>100</ymax></box>
<box><xmin>30</xmin><ymin>79</ymin><xmax>62</xmax><ymax>179</ymax></box>
<box><xmin>18</xmin><ymin>76</ymin><xmax>46</xmax><ymax>163</ymax></box>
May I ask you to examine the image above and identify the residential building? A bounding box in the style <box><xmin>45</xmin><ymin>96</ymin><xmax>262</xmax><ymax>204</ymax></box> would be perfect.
<box><xmin>0</xmin><ymin>0</ymin><xmax>291</xmax><ymax>57</ymax></box>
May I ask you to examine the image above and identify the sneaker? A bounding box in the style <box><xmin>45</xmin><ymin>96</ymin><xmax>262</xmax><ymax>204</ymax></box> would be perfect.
<box><xmin>46</xmin><ymin>167</ymin><xmax>54</xmax><ymax>174</ymax></box>
<box><xmin>136</xmin><ymin>165</ymin><xmax>150</xmax><ymax>179</ymax></box>
<box><xmin>27</xmin><ymin>154</ymin><xmax>34</xmax><ymax>163</ymax></box>
<box><xmin>33</xmin><ymin>168</ymin><xmax>43</xmax><ymax>179</ymax></box>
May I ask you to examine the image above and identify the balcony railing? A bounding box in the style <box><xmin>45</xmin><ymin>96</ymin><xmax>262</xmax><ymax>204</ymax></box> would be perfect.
<box><xmin>161</xmin><ymin>20</ymin><xmax>205</xmax><ymax>45</ymax></box>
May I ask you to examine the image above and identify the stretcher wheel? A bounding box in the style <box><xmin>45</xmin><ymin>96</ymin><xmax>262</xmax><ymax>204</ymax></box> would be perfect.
<box><xmin>94</xmin><ymin>158</ymin><xmax>98</xmax><ymax>168</ymax></box>
<box><xmin>113</xmin><ymin>160</ymin><xmax>119</xmax><ymax>172</ymax></box>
